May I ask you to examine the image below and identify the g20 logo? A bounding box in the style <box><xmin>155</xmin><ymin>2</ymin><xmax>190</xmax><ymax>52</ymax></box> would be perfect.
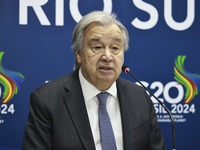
<box><xmin>137</xmin><ymin>55</ymin><xmax>200</xmax><ymax>115</ymax></box>
<box><xmin>136</xmin><ymin>81</ymin><xmax>184</xmax><ymax>104</ymax></box>
<box><xmin>0</xmin><ymin>52</ymin><xmax>25</xmax><ymax>115</ymax></box>
<box><xmin>137</xmin><ymin>81</ymin><xmax>196</xmax><ymax>114</ymax></box>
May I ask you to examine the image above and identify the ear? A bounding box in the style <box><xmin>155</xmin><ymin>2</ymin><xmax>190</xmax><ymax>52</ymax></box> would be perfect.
<box><xmin>75</xmin><ymin>50</ymin><xmax>82</xmax><ymax>64</ymax></box>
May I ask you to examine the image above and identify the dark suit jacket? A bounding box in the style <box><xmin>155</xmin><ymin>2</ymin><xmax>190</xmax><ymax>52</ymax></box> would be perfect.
<box><xmin>23</xmin><ymin>70</ymin><xmax>166</xmax><ymax>150</ymax></box>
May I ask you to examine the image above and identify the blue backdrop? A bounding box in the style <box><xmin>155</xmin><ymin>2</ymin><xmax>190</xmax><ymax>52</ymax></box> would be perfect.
<box><xmin>0</xmin><ymin>0</ymin><xmax>200</xmax><ymax>149</ymax></box>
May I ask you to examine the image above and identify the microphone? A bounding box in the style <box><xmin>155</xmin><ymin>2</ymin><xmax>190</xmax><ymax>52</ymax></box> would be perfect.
<box><xmin>122</xmin><ymin>65</ymin><xmax>175</xmax><ymax>150</ymax></box>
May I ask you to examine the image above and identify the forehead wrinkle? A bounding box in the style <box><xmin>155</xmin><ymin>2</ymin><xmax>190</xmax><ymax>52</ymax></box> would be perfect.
<box><xmin>88</xmin><ymin>37</ymin><xmax>122</xmax><ymax>45</ymax></box>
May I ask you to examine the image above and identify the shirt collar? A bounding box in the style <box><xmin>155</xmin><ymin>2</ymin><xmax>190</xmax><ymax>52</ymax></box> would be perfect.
<box><xmin>79</xmin><ymin>69</ymin><xmax>117</xmax><ymax>101</ymax></box>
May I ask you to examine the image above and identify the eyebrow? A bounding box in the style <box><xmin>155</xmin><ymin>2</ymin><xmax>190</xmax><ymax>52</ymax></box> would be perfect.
<box><xmin>112</xmin><ymin>37</ymin><xmax>122</xmax><ymax>42</ymax></box>
<box><xmin>88</xmin><ymin>38</ymin><xmax>100</xmax><ymax>44</ymax></box>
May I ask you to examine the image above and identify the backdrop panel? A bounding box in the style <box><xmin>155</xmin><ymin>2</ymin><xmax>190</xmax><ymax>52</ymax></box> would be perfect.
<box><xmin>0</xmin><ymin>0</ymin><xmax>200</xmax><ymax>149</ymax></box>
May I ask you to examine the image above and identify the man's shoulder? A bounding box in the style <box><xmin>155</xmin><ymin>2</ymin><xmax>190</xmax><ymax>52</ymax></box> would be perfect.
<box><xmin>117</xmin><ymin>77</ymin><xmax>147</xmax><ymax>97</ymax></box>
<box><xmin>34</xmin><ymin>70</ymin><xmax>78</xmax><ymax>94</ymax></box>
<box><xmin>117</xmin><ymin>77</ymin><xmax>141</xmax><ymax>89</ymax></box>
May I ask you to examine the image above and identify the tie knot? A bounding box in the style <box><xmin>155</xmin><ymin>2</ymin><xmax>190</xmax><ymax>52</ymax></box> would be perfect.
<box><xmin>97</xmin><ymin>92</ymin><xmax>109</xmax><ymax>105</ymax></box>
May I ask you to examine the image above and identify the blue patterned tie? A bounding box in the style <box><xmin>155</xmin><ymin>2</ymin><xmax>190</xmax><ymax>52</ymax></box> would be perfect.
<box><xmin>97</xmin><ymin>92</ymin><xmax>117</xmax><ymax>150</ymax></box>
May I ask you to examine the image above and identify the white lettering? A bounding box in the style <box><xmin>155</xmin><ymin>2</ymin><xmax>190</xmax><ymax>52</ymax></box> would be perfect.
<box><xmin>164</xmin><ymin>0</ymin><xmax>195</xmax><ymax>31</ymax></box>
<box><xmin>132</xmin><ymin>0</ymin><xmax>158</xmax><ymax>30</ymax></box>
<box><xmin>150</xmin><ymin>81</ymin><xmax>164</xmax><ymax>103</ymax></box>
<box><xmin>0</xmin><ymin>104</ymin><xmax>15</xmax><ymax>114</ymax></box>
<box><xmin>19</xmin><ymin>0</ymin><xmax>50</xmax><ymax>25</ymax></box>
<box><xmin>56</xmin><ymin>0</ymin><xmax>64</xmax><ymax>26</ymax></box>
<box><xmin>18</xmin><ymin>0</ymin><xmax>196</xmax><ymax>30</ymax></box>
<box><xmin>163</xmin><ymin>81</ymin><xmax>184</xmax><ymax>104</ymax></box>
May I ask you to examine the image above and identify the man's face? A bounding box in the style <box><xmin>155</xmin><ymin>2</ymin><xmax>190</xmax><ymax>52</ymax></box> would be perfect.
<box><xmin>76</xmin><ymin>22</ymin><xmax>124</xmax><ymax>90</ymax></box>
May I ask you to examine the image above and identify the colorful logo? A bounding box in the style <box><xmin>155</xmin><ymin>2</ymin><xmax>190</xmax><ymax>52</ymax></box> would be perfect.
<box><xmin>0</xmin><ymin>52</ymin><xmax>25</xmax><ymax>103</ymax></box>
<box><xmin>174</xmin><ymin>55</ymin><xmax>200</xmax><ymax>103</ymax></box>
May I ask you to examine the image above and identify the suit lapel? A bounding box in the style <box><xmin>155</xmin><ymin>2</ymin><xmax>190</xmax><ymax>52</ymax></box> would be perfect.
<box><xmin>117</xmin><ymin>78</ymin><xmax>133</xmax><ymax>150</ymax></box>
<box><xmin>62</xmin><ymin>71</ymin><xmax>134</xmax><ymax>150</ymax></box>
<box><xmin>63</xmin><ymin>70</ymin><xmax>95</xmax><ymax>150</ymax></box>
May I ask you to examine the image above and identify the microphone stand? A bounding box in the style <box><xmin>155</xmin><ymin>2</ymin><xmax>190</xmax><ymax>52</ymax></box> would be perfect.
<box><xmin>124</xmin><ymin>68</ymin><xmax>175</xmax><ymax>150</ymax></box>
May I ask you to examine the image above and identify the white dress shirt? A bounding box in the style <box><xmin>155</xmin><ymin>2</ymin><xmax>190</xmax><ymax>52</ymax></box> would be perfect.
<box><xmin>79</xmin><ymin>69</ymin><xmax>123</xmax><ymax>150</ymax></box>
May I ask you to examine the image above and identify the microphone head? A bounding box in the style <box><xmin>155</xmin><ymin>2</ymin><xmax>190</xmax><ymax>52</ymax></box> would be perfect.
<box><xmin>122</xmin><ymin>65</ymin><xmax>130</xmax><ymax>73</ymax></box>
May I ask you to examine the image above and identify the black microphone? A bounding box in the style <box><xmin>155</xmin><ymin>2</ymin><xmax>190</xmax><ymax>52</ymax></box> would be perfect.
<box><xmin>122</xmin><ymin>65</ymin><xmax>175</xmax><ymax>150</ymax></box>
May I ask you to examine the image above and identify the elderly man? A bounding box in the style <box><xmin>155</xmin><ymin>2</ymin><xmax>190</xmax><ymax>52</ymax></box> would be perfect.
<box><xmin>23</xmin><ymin>11</ymin><xmax>166</xmax><ymax>150</ymax></box>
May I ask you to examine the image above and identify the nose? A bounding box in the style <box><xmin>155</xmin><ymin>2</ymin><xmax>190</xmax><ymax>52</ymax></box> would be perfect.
<box><xmin>101</xmin><ymin>48</ymin><xmax>113</xmax><ymax>62</ymax></box>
